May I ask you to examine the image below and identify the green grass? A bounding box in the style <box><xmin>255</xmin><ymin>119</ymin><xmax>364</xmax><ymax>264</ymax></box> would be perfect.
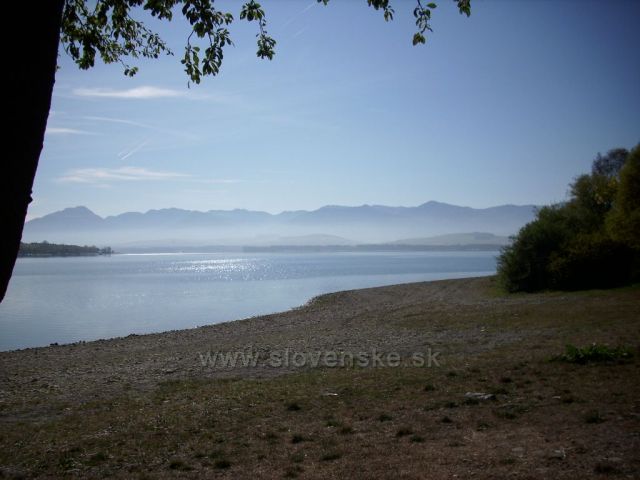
<box><xmin>584</xmin><ymin>409</ymin><xmax>605</xmax><ymax>424</ymax></box>
<box><xmin>213</xmin><ymin>459</ymin><xmax>232</xmax><ymax>469</ymax></box>
<box><xmin>378</xmin><ymin>413</ymin><xmax>393</xmax><ymax>422</ymax></box>
<box><xmin>291</xmin><ymin>434</ymin><xmax>307</xmax><ymax>444</ymax></box>
<box><xmin>396</xmin><ymin>427</ymin><xmax>413</xmax><ymax>437</ymax></box>
<box><xmin>320</xmin><ymin>451</ymin><xmax>342</xmax><ymax>462</ymax></box>
<box><xmin>556</xmin><ymin>343</ymin><xmax>634</xmax><ymax>364</ymax></box>
<box><xmin>168</xmin><ymin>459</ymin><xmax>193</xmax><ymax>471</ymax></box>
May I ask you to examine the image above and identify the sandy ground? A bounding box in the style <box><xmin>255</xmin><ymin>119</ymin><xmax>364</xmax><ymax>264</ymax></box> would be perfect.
<box><xmin>0</xmin><ymin>276</ymin><xmax>639</xmax><ymax>479</ymax></box>
<box><xmin>1</xmin><ymin>277</ymin><xmax>543</xmax><ymax>407</ymax></box>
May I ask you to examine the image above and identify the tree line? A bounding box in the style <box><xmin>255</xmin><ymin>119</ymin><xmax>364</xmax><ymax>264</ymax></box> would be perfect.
<box><xmin>498</xmin><ymin>145</ymin><xmax>640</xmax><ymax>292</ymax></box>
<box><xmin>18</xmin><ymin>242</ymin><xmax>113</xmax><ymax>257</ymax></box>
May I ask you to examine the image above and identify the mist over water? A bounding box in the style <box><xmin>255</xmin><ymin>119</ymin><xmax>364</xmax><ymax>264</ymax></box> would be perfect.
<box><xmin>0</xmin><ymin>251</ymin><xmax>497</xmax><ymax>351</ymax></box>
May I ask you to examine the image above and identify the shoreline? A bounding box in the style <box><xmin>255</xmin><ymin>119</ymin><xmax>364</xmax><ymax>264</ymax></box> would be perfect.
<box><xmin>0</xmin><ymin>276</ymin><xmax>515</xmax><ymax>398</ymax></box>
<box><xmin>1</xmin><ymin>276</ymin><xmax>639</xmax><ymax>478</ymax></box>
<box><xmin>0</xmin><ymin>274</ymin><xmax>635</xmax><ymax>398</ymax></box>
<box><xmin>0</xmin><ymin>269</ymin><xmax>497</xmax><ymax>353</ymax></box>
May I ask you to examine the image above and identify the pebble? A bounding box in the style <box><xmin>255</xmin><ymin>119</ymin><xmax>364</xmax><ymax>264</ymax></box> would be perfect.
<box><xmin>464</xmin><ymin>392</ymin><xmax>496</xmax><ymax>401</ymax></box>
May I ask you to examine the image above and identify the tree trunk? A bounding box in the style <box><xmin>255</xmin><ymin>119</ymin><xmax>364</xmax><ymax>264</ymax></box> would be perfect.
<box><xmin>2</xmin><ymin>1</ymin><xmax>65</xmax><ymax>302</ymax></box>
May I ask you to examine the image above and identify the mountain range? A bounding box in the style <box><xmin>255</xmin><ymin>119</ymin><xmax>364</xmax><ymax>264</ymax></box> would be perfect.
<box><xmin>22</xmin><ymin>201</ymin><xmax>537</xmax><ymax>248</ymax></box>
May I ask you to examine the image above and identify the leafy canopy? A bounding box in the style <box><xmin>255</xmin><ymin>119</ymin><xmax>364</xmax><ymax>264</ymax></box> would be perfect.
<box><xmin>497</xmin><ymin>146</ymin><xmax>640</xmax><ymax>293</ymax></box>
<box><xmin>60</xmin><ymin>0</ymin><xmax>471</xmax><ymax>85</ymax></box>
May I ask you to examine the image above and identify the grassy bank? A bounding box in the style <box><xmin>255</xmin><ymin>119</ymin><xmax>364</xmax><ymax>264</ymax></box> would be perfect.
<box><xmin>1</xmin><ymin>277</ymin><xmax>639</xmax><ymax>478</ymax></box>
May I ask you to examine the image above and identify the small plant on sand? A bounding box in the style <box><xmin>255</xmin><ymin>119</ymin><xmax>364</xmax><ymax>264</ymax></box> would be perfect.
<box><xmin>584</xmin><ymin>409</ymin><xmax>605</xmax><ymax>424</ymax></box>
<box><xmin>325</xmin><ymin>417</ymin><xmax>340</xmax><ymax>427</ymax></box>
<box><xmin>207</xmin><ymin>449</ymin><xmax>225</xmax><ymax>460</ymax></box>
<box><xmin>284</xmin><ymin>465</ymin><xmax>304</xmax><ymax>478</ymax></box>
<box><xmin>494</xmin><ymin>404</ymin><xmax>527</xmax><ymax>420</ymax></box>
<box><xmin>213</xmin><ymin>459</ymin><xmax>232</xmax><ymax>469</ymax></box>
<box><xmin>168</xmin><ymin>459</ymin><xmax>193</xmax><ymax>471</ymax></box>
<box><xmin>290</xmin><ymin>451</ymin><xmax>305</xmax><ymax>463</ymax></box>
<box><xmin>87</xmin><ymin>452</ymin><xmax>108</xmax><ymax>465</ymax></box>
<box><xmin>320</xmin><ymin>451</ymin><xmax>342</xmax><ymax>462</ymax></box>
<box><xmin>476</xmin><ymin>421</ymin><xmax>492</xmax><ymax>431</ymax></box>
<box><xmin>491</xmin><ymin>386</ymin><xmax>510</xmax><ymax>395</ymax></box>
<box><xmin>291</xmin><ymin>434</ymin><xmax>306</xmax><ymax>444</ymax></box>
<box><xmin>594</xmin><ymin>461</ymin><xmax>622</xmax><ymax>475</ymax></box>
<box><xmin>556</xmin><ymin>344</ymin><xmax>633</xmax><ymax>364</ymax></box>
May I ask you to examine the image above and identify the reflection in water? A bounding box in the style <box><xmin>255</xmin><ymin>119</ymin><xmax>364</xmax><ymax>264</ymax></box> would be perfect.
<box><xmin>0</xmin><ymin>251</ymin><xmax>497</xmax><ymax>351</ymax></box>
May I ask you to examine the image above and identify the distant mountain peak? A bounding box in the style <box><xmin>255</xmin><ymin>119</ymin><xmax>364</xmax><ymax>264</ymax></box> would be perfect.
<box><xmin>65</xmin><ymin>205</ymin><xmax>95</xmax><ymax>213</ymax></box>
<box><xmin>24</xmin><ymin>201</ymin><xmax>538</xmax><ymax>247</ymax></box>
<box><xmin>50</xmin><ymin>206</ymin><xmax>102</xmax><ymax>219</ymax></box>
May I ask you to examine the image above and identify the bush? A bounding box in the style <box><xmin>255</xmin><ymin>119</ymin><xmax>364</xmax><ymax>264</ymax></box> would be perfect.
<box><xmin>498</xmin><ymin>206</ymin><xmax>575</xmax><ymax>292</ymax></box>
<box><xmin>556</xmin><ymin>343</ymin><xmax>634</xmax><ymax>364</ymax></box>
<box><xmin>498</xmin><ymin>145</ymin><xmax>639</xmax><ymax>292</ymax></box>
<box><xmin>607</xmin><ymin>146</ymin><xmax>640</xmax><ymax>251</ymax></box>
<box><xmin>547</xmin><ymin>232</ymin><xmax>634</xmax><ymax>290</ymax></box>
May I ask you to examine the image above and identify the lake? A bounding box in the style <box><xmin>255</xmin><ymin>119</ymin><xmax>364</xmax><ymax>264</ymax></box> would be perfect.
<box><xmin>0</xmin><ymin>251</ymin><xmax>498</xmax><ymax>351</ymax></box>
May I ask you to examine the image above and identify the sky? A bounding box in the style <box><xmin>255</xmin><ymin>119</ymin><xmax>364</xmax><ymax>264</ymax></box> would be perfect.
<box><xmin>33</xmin><ymin>0</ymin><xmax>640</xmax><ymax>219</ymax></box>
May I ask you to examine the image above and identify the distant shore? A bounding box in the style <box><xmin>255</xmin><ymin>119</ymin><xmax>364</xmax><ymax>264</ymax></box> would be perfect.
<box><xmin>92</xmin><ymin>244</ymin><xmax>505</xmax><ymax>254</ymax></box>
<box><xmin>241</xmin><ymin>244</ymin><xmax>505</xmax><ymax>253</ymax></box>
<box><xmin>15</xmin><ymin>242</ymin><xmax>504</xmax><ymax>257</ymax></box>
<box><xmin>18</xmin><ymin>241</ymin><xmax>113</xmax><ymax>257</ymax></box>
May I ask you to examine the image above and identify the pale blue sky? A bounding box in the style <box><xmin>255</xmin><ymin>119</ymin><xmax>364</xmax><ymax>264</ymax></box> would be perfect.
<box><xmin>34</xmin><ymin>0</ymin><xmax>640</xmax><ymax>219</ymax></box>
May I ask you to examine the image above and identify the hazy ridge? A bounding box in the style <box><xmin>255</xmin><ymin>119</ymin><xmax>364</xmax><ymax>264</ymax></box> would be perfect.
<box><xmin>23</xmin><ymin>201</ymin><xmax>535</xmax><ymax>248</ymax></box>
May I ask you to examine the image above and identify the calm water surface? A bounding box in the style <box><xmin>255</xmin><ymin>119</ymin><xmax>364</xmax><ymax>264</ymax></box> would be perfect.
<box><xmin>0</xmin><ymin>251</ymin><xmax>497</xmax><ymax>351</ymax></box>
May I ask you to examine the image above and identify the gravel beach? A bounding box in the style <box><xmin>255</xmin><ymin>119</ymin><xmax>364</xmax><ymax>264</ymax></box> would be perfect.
<box><xmin>1</xmin><ymin>276</ymin><xmax>639</xmax><ymax>478</ymax></box>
